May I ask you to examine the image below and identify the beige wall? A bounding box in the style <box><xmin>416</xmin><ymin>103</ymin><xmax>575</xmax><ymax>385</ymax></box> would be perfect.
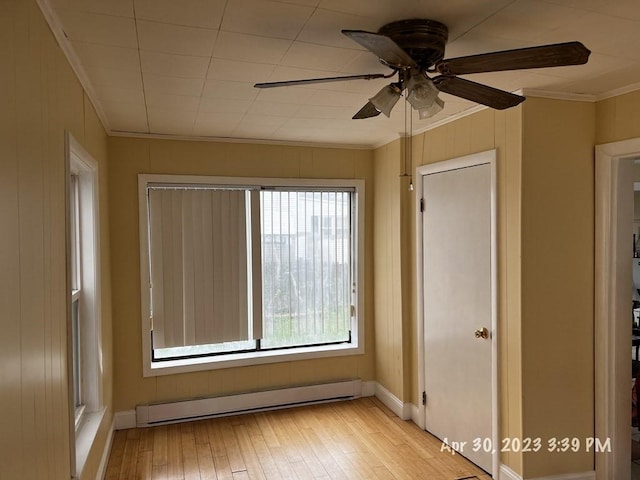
<box><xmin>596</xmin><ymin>90</ymin><xmax>640</xmax><ymax>146</ymax></box>
<box><xmin>372</xmin><ymin>139</ymin><xmax>406</xmax><ymax>400</ymax></box>
<box><xmin>108</xmin><ymin>137</ymin><xmax>375</xmax><ymax>412</ymax></box>
<box><xmin>520</xmin><ymin>98</ymin><xmax>596</xmax><ymax>476</ymax></box>
<box><xmin>0</xmin><ymin>1</ymin><xmax>112</xmax><ymax>479</ymax></box>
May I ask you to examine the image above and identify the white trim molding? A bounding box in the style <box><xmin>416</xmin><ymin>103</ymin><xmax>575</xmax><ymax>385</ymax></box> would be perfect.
<box><xmin>595</xmin><ymin>137</ymin><xmax>640</xmax><ymax>479</ymax></box>
<box><xmin>500</xmin><ymin>464</ymin><xmax>522</xmax><ymax>480</ymax></box>
<box><xmin>73</xmin><ymin>408</ymin><xmax>107</xmax><ymax>479</ymax></box>
<box><xmin>596</xmin><ymin>81</ymin><xmax>640</xmax><ymax>101</ymax></box>
<box><xmin>97</xmin><ymin>418</ymin><xmax>115</xmax><ymax>480</ymax></box>
<box><xmin>373</xmin><ymin>383</ymin><xmax>412</xmax><ymax>421</ymax></box>
<box><xmin>499</xmin><ymin>465</ymin><xmax>596</xmax><ymax>480</ymax></box>
<box><xmin>361</xmin><ymin>381</ymin><xmax>376</xmax><ymax>397</ymax></box>
<box><xmin>36</xmin><ymin>0</ymin><xmax>112</xmax><ymax>134</ymax></box>
<box><xmin>530</xmin><ymin>472</ymin><xmax>596</xmax><ymax>480</ymax></box>
<box><xmin>114</xmin><ymin>411</ymin><xmax>136</xmax><ymax>431</ymax></box>
<box><xmin>518</xmin><ymin>88</ymin><xmax>596</xmax><ymax>103</ymax></box>
<box><xmin>410</xmin><ymin>404</ymin><xmax>424</xmax><ymax>429</ymax></box>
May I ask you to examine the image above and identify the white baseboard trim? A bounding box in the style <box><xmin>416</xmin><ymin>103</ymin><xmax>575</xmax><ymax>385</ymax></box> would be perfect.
<box><xmin>373</xmin><ymin>383</ymin><xmax>407</xmax><ymax>419</ymax></box>
<box><xmin>361</xmin><ymin>380</ymin><xmax>376</xmax><ymax>397</ymax></box>
<box><xmin>97</xmin><ymin>418</ymin><xmax>115</xmax><ymax>480</ymax></box>
<box><xmin>401</xmin><ymin>402</ymin><xmax>413</xmax><ymax>420</ymax></box>
<box><xmin>500</xmin><ymin>465</ymin><xmax>522</xmax><ymax>480</ymax></box>
<box><xmin>114</xmin><ymin>410</ymin><xmax>136</xmax><ymax>430</ymax></box>
<box><xmin>529</xmin><ymin>472</ymin><xmax>595</xmax><ymax>480</ymax></box>
<box><xmin>410</xmin><ymin>403</ymin><xmax>424</xmax><ymax>429</ymax></box>
<box><xmin>370</xmin><ymin>382</ymin><xmax>413</xmax><ymax>421</ymax></box>
<box><xmin>499</xmin><ymin>465</ymin><xmax>595</xmax><ymax>480</ymax></box>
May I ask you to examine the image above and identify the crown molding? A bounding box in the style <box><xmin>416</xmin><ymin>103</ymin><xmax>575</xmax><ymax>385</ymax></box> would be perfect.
<box><xmin>518</xmin><ymin>88</ymin><xmax>596</xmax><ymax>102</ymax></box>
<box><xmin>595</xmin><ymin>81</ymin><xmax>640</xmax><ymax>101</ymax></box>
<box><xmin>36</xmin><ymin>0</ymin><xmax>114</xmax><ymax>135</ymax></box>
<box><xmin>109</xmin><ymin>131</ymin><xmax>373</xmax><ymax>150</ymax></box>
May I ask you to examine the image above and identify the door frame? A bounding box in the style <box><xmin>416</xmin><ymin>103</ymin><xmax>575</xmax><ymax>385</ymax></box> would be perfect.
<box><xmin>595</xmin><ymin>137</ymin><xmax>640</xmax><ymax>479</ymax></box>
<box><xmin>415</xmin><ymin>149</ymin><xmax>498</xmax><ymax>476</ymax></box>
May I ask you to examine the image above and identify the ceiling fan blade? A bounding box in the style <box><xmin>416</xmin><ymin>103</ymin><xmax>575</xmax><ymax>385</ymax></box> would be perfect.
<box><xmin>433</xmin><ymin>76</ymin><xmax>525</xmax><ymax>110</ymax></box>
<box><xmin>436</xmin><ymin>41</ymin><xmax>590</xmax><ymax>75</ymax></box>
<box><xmin>342</xmin><ymin>30</ymin><xmax>418</xmax><ymax>68</ymax></box>
<box><xmin>254</xmin><ymin>73</ymin><xmax>388</xmax><ymax>88</ymax></box>
<box><xmin>352</xmin><ymin>101</ymin><xmax>382</xmax><ymax>119</ymax></box>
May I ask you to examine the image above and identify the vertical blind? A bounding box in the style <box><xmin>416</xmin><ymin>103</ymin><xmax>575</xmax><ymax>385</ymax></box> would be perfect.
<box><xmin>260</xmin><ymin>190</ymin><xmax>352</xmax><ymax>348</ymax></box>
<box><xmin>148</xmin><ymin>188</ymin><xmax>255</xmax><ymax>349</ymax></box>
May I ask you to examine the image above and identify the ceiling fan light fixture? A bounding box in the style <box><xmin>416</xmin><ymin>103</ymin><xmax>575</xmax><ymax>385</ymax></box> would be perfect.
<box><xmin>369</xmin><ymin>84</ymin><xmax>402</xmax><ymax>117</ymax></box>
<box><xmin>406</xmin><ymin>74</ymin><xmax>439</xmax><ymax>110</ymax></box>
<box><xmin>418</xmin><ymin>96</ymin><xmax>444</xmax><ymax>119</ymax></box>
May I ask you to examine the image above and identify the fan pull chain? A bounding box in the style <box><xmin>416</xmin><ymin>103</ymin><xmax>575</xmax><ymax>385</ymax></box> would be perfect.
<box><xmin>402</xmin><ymin>95</ymin><xmax>414</xmax><ymax>191</ymax></box>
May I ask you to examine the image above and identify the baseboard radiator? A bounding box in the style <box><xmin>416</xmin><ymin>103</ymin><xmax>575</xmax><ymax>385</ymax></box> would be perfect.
<box><xmin>136</xmin><ymin>379</ymin><xmax>363</xmax><ymax>427</ymax></box>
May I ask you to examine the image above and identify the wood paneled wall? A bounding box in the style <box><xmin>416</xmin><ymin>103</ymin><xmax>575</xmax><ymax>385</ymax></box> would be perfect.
<box><xmin>0</xmin><ymin>1</ymin><xmax>112</xmax><ymax>478</ymax></box>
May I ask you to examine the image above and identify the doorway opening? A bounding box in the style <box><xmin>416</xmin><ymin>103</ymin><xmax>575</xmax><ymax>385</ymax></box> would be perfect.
<box><xmin>595</xmin><ymin>138</ymin><xmax>640</xmax><ymax>480</ymax></box>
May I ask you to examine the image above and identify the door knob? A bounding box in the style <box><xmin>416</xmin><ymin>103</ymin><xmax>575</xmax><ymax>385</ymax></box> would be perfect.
<box><xmin>474</xmin><ymin>327</ymin><xmax>489</xmax><ymax>339</ymax></box>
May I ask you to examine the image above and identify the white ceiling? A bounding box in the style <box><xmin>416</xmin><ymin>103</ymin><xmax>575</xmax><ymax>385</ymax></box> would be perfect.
<box><xmin>43</xmin><ymin>0</ymin><xmax>640</xmax><ymax>147</ymax></box>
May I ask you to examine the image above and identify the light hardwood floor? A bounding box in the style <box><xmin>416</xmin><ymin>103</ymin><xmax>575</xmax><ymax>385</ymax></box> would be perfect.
<box><xmin>105</xmin><ymin>397</ymin><xmax>490</xmax><ymax>480</ymax></box>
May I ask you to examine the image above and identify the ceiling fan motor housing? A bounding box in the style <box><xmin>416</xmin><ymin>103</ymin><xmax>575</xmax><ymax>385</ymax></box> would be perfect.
<box><xmin>378</xmin><ymin>19</ymin><xmax>448</xmax><ymax>69</ymax></box>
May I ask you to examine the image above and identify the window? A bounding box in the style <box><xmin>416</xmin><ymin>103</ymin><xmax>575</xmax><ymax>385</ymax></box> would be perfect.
<box><xmin>67</xmin><ymin>133</ymin><xmax>104</xmax><ymax>477</ymax></box>
<box><xmin>69</xmin><ymin>174</ymin><xmax>83</xmax><ymax>417</ymax></box>
<box><xmin>138</xmin><ymin>175</ymin><xmax>365</xmax><ymax>375</ymax></box>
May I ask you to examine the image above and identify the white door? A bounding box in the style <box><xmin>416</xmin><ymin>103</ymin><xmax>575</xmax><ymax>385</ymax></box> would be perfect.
<box><xmin>422</xmin><ymin>160</ymin><xmax>494</xmax><ymax>473</ymax></box>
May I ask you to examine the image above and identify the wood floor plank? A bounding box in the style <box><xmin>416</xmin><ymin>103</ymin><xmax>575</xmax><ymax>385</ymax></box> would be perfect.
<box><xmin>152</xmin><ymin>464</ymin><xmax>168</xmax><ymax>480</ymax></box>
<box><xmin>255</xmin><ymin>412</ymin><xmax>280</xmax><ymax>448</ymax></box>
<box><xmin>196</xmin><ymin>443</ymin><xmax>217</xmax><ymax>480</ymax></box>
<box><xmin>265</xmin><ymin>413</ymin><xmax>304</xmax><ymax>464</ymax></box>
<box><xmin>213</xmin><ymin>455</ymin><xmax>234</xmax><ymax>480</ymax></box>
<box><xmin>120</xmin><ymin>436</ymin><xmax>140</xmax><ymax>479</ymax></box>
<box><xmin>278</xmin><ymin>416</ymin><xmax>326</xmax><ymax>478</ymax></box>
<box><xmin>105</xmin><ymin>431</ymin><xmax>127</xmax><ymax>479</ymax></box>
<box><xmin>289</xmin><ymin>461</ymin><xmax>314</xmax><ymax>480</ymax></box>
<box><xmin>105</xmin><ymin>398</ymin><xmax>489</xmax><ymax>480</ymax></box>
<box><xmin>153</xmin><ymin>425</ymin><xmax>168</xmax><ymax>467</ymax></box>
<box><xmin>194</xmin><ymin>420</ymin><xmax>210</xmax><ymax>446</ymax></box>
<box><xmin>137</xmin><ymin>450</ymin><xmax>154</xmax><ymax>479</ymax></box>
<box><xmin>207</xmin><ymin>419</ymin><xmax>227</xmax><ymax>457</ymax></box>
<box><xmin>344</xmin><ymin>423</ymin><xmax>417</xmax><ymax>480</ymax></box>
<box><xmin>221</xmin><ymin>419</ymin><xmax>247</xmax><ymax>473</ymax></box>
<box><xmin>248</xmin><ymin>432</ymin><xmax>280</xmax><ymax>479</ymax></box>
<box><xmin>167</xmin><ymin>423</ymin><xmax>184</xmax><ymax>479</ymax></box>
<box><xmin>181</xmin><ymin>424</ymin><xmax>201</xmax><ymax>480</ymax></box>
<box><xmin>292</xmin><ymin>419</ymin><xmax>348</xmax><ymax>480</ymax></box>
<box><xmin>306</xmin><ymin>406</ymin><xmax>370</xmax><ymax>479</ymax></box>
<box><xmin>266</xmin><ymin>446</ymin><xmax>298</xmax><ymax>480</ymax></box>
<box><xmin>140</xmin><ymin>427</ymin><xmax>155</xmax><ymax>453</ymax></box>
<box><xmin>233</xmin><ymin>424</ymin><xmax>267</xmax><ymax>480</ymax></box>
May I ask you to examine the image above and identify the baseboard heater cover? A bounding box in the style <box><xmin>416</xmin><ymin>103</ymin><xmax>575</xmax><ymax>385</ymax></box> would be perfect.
<box><xmin>136</xmin><ymin>379</ymin><xmax>362</xmax><ymax>426</ymax></box>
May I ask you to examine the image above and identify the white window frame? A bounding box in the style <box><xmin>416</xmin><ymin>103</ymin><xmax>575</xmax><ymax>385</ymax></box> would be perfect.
<box><xmin>66</xmin><ymin>133</ymin><xmax>104</xmax><ymax>478</ymax></box>
<box><xmin>138</xmin><ymin>174</ymin><xmax>365</xmax><ymax>377</ymax></box>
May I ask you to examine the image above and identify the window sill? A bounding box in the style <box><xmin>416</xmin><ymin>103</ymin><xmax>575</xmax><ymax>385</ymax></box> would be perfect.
<box><xmin>74</xmin><ymin>407</ymin><xmax>106</xmax><ymax>479</ymax></box>
<box><xmin>74</xmin><ymin>404</ymin><xmax>86</xmax><ymax>431</ymax></box>
<box><xmin>145</xmin><ymin>342</ymin><xmax>363</xmax><ymax>377</ymax></box>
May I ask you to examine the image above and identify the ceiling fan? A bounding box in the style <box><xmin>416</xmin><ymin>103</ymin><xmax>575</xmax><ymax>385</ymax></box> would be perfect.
<box><xmin>254</xmin><ymin>19</ymin><xmax>590</xmax><ymax>120</ymax></box>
